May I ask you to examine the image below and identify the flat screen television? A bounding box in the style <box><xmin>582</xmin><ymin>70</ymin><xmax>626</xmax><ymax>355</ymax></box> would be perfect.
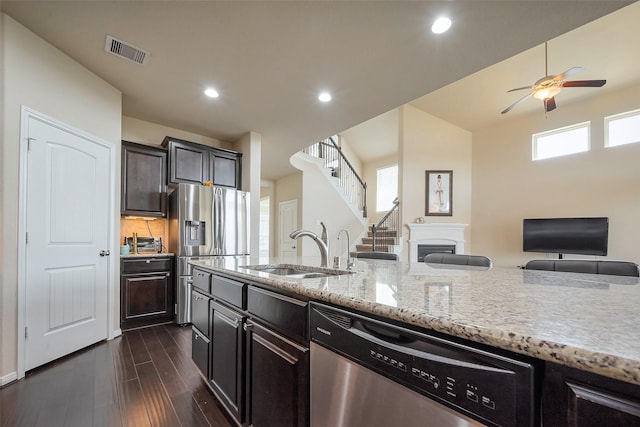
<box><xmin>522</xmin><ymin>217</ymin><xmax>608</xmax><ymax>257</ymax></box>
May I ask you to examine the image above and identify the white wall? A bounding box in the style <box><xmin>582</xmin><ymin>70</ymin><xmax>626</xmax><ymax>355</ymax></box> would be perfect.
<box><xmin>237</xmin><ymin>131</ymin><xmax>262</xmax><ymax>256</ymax></box>
<box><xmin>472</xmin><ymin>83</ymin><xmax>640</xmax><ymax>267</ymax></box>
<box><xmin>290</xmin><ymin>154</ymin><xmax>367</xmax><ymax>260</ymax></box>
<box><xmin>399</xmin><ymin>105</ymin><xmax>473</xmax><ymax>261</ymax></box>
<box><xmin>1</xmin><ymin>14</ymin><xmax>122</xmax><ymax>380</ymax></box>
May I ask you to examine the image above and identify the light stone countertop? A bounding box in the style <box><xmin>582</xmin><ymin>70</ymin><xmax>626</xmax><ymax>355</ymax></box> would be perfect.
<box><xmin>189</xmin><ymin>255</ymin><xmax>640</xmax><ymax>385</ymax></box>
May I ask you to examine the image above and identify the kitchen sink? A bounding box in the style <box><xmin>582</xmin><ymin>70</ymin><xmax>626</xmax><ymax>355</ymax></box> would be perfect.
<box><xmin>241</xmin><ymin>264</ymin><xmax>353</xmax><ymax>279</ymax></box>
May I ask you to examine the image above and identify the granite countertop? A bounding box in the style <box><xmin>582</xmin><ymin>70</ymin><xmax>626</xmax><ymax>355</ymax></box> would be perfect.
<box><xmin>121</xmin><ymin>252</ymin><xmax>174</xmax><ymax>258</ymax></box>
<box><xmin>189</xmin><ymin>256</ymin><xmax>640</xmax><ymax>385</ymax></box>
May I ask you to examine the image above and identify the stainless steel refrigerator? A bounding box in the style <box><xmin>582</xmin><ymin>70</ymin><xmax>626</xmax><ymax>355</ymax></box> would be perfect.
<box><xmin>168</xmin><ymin>183</ymin><xmax>250</xmax><ymax>324</ymax></box>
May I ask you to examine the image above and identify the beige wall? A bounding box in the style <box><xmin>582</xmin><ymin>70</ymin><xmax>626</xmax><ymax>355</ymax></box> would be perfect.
<box><xmin>399</xmin><ymin>105</ymin><xmax>473</xmax><ymax>259</ymax></box>
<box><xmin>122</xmin><ymin>116</ymin><xmax>231</xmax><ymax>150</ymax></box>
<box><xmin>274</xmin><ymin>173</ymin><xmax>303</xmax><ymax>256</ymax></box>
<box><xmin>1</xmin><ymin>14</ymin><xmax>122</xmax><ymax>380</ymax></box>
<box><xmin>472</xmin><ymin>83</ymin><xmax>640</xmax><ymax>267</ymax></box>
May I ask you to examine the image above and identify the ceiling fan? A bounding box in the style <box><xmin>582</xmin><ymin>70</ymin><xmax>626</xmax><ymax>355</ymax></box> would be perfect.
<box><xmin>501</xmin><ymin>42</ymin><xmax>606</xmax><ymax>114</ymax></box>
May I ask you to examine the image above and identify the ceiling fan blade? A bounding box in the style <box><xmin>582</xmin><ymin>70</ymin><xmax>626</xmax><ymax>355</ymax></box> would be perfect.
<box><xmin>562</xmin><ymin>79</ymin><xmax>607</xmax><ymax>88</ymax></box>
<box><xmin>501</xmin><ymin>93</ymin><xmax>532</xmax><ymax>114</ymax></box>
<box><xmin>507</xmin><ymin>85</ymin><xmax>534</xmax><ymax>93</ymax></box>
<box><xmin>553</xmin><ymin>67</ymin><xmax>584</xmax><ymax>81</ymax></box>
<box><xmin>544</xmin><ymin>97</ymin><xmax>557</xmax><ymax>113</ymax></box>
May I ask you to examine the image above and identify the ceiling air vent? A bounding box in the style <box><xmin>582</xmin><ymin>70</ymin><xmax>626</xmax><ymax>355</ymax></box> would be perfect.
<box><xmin>104</xmin><ymin>35</ymin><xmax>150</xmax><ymax>65</ymax></box>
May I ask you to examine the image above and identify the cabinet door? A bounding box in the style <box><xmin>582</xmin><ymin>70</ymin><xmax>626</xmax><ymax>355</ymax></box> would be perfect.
<box><xmin>191</xmin><ymin>289</ymin><xmax>210</xmax><ymax>338</ymax></box>
<box><xmin>543</xmin><ymin>362</ymin><xmax>640</xmax><ymax>427</ymax></box>
<box><xmin>120</xmin><ymin>272</ymin><xmax>173</xmax><ymax>329</ymax></box>
<box><xmin>210</xmin><ymin>301</ymin><xmax>246</xmax><ymax>424</ymax></box>
<box><xmin>121</xmin><ymin>141</ymin><xmax>167</xmax><ymax>217</ymax></box>
<box><xmin>210</xmin><ymin>151</ymin><xmax>241</xmax><ymax>188</ymax></box>
<box><xmin>167</xmin><ymin>140</ymin><xmax>209</xmax><ymax>185</ymax></box>
<box><xmin>245</xmin><ymin>320</ymin><xmax>309</xmax><ymax>427</ymax></box>
<box><xmin>192</xmin><ymin>326</ymin><xmax>210</xmax><ymax>377</ymax></box>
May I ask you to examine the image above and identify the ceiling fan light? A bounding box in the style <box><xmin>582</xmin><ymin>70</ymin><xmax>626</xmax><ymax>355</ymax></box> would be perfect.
<box><xmin>533</xmin><ymin>86</ymin><xmax>561</xmax><ymax>100</ymax></box>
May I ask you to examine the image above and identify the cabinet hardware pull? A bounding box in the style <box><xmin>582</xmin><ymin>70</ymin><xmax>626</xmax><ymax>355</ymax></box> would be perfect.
<box><xmin>99</xmin><ymin>250</ymin><xmax>110</xmax><ymax>256</ymax></box>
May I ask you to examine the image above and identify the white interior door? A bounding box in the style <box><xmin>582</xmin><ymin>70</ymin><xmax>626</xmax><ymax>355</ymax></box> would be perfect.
<box><xmin>23</xmin><ymin>114</ymin><xmax>111</xmax><ymax>371</ymax></box>
<box><xmin>279</xmin><ymin>199</ymin><xmax>298</xmax><ymax>261</ymax></box>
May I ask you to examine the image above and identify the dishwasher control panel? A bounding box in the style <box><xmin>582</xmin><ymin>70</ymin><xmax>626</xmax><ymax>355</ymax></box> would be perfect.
<box><xmin>310</xmin><ymin>303</ymin><xmax>538</xmax><ymax>427</ymax></box>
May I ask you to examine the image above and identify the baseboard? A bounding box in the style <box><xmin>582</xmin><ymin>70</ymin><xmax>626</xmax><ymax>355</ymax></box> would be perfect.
<box><xmin>1</xmin><ymin>371</ymin><xmax>18</xmax><ymax>387</ymax></box>
<box><xmin>113</xmin><ymin>328</ymin><xmax>122</xmax><ymax>338</ymax></box>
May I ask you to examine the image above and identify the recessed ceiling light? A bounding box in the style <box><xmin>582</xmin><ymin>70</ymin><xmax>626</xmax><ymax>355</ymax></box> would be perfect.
<box><xmin>431</xmin><ymin>17</ymin><xmax>452</xmax><ymax>34</ymax></box>
<box><xmin>204</xmin><ymin>88</ymin><xmax>219</xmax><ymax>98</ymax></box>
<box><xmin>318</xmin><ymin>92</ymin><xmax>332</xmax><ymax>102</ymax></box>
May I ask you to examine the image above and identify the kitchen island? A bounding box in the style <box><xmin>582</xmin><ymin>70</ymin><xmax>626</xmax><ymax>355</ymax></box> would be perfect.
<box><xmin>189</xmin><ymin>255</ymin><xmax>640</xmax><ymax>426</ymax></box>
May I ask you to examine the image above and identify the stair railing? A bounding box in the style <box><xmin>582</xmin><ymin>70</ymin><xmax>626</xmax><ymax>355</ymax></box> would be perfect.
<box><xmin>371</xmin><ymin>197</ymin><xmax>399</xmax><ymax>252</ymax></box>
<box><xmin>302</xmin><ymin>136</ymin><xmax>367</xmax><ymax>218</ymax></box>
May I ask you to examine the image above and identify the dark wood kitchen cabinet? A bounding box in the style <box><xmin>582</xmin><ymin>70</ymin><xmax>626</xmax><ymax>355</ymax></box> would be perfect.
<box><xmin>121</xmin><ymin>141</ymin><xmax>167</xmax><ymax>217</ymax></box>
<box><xmin>120</xmin><ymin>256</ymin><xmax>174</xmax><ymax>330</ymax></box>
<box><xmin>210</xmin><ymin>301</ymin><xmax>246</xmax><ymax>423</ymax></box>
<box><xmin>162</xmin><ymin>136</ymin><xmax>242</xmax><ymax>188</ymax></box>
<box><xmin>245</xmin><ymin>319</ymin><xmax>309</xmax><ymax>427</ymax></box>
<box><xmin>542</xmin><ymin>362</ymin><xmax>640</xmax><ymax>426</ymax></box>
<box><xmin>189</xmin><ymin>270</ymin><xmax>309</xmax><ymax>427</ymax></box>
<box><xmin>245</xmin><ymin>285</ymin><xmax>309</xmax><ymax>427</ymax></box>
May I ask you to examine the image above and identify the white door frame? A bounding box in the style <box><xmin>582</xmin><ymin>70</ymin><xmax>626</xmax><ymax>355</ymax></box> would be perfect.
<box><xmin>16</xmin><ymin>106</ymin><xmax>117</xmax><ymax>379</ymax></box>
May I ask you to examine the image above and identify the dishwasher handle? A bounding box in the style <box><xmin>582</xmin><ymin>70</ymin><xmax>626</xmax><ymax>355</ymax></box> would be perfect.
<box><xmin>357</xmin><ymin>320</ymin><xmax>415</xmax><ymax>345</ymax></box>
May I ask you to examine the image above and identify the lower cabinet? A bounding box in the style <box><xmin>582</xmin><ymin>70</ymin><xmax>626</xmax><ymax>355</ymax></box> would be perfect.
<box><xmin>120</xmin><ymin>256</ymin><xmax>174</xmax><ymax>330</ymax></box>
<box><xmin>189</xmin><ymin>272</ymin><xmax>310</xmax><ymax>427</ymax></box>
<box><xmin>210</xmin><ymin>301</ymin><xmax>246</xmax><ymax>423</ymax></box>
<box><xmin>542</xmin><ymin>362</ymin><xmax>640</xmax><ymax>426</ymax></box>
<box><xmin>245</xmin><ymin>320</ymin><xmax>309</xmax><ymax>427</ymax></box>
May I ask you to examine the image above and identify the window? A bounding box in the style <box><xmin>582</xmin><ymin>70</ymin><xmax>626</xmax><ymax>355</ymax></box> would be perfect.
<box><xmin>532</xmin><ymin>122</ymin><xmax>590</xmax><ymax>161</ymax></box>
<box><xmin>376</xmin><ymin>164</ymin><xmax>398</xmax><ymax>212</ymax></box>
<box><xmin>605</xmin><ymin>109</ymin><xmax>640</xmax><ymax>148</ymax></box>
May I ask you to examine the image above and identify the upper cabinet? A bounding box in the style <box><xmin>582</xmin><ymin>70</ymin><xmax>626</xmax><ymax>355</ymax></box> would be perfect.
<box><xmin>121</xmin><ymin>141</ymin><xmax>167</xmax><ymax>217</ymax></box>
<box><xmin>162</xmin><ymin>136</ymin><xmax>242</xmax><ymax>189</ymax></box>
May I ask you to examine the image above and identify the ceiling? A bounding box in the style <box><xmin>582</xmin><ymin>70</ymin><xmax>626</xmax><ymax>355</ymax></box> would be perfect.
<box><xmin>1</xmin><ymin>1</ymin><xmax>635</xmax><ymax>179</ymax></box>
<box><xmin>343</xmin><ymin>0</ymin><xmax>640</xmax><ymax>163</ymax></box>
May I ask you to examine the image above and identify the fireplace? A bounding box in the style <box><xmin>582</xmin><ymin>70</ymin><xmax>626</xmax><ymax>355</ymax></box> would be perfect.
<box><xmin>417</xmin><ymin>244</ymin><xmax>456</xmax><ymax>262</ymax></box>
<box><xmin>406</xmin><ymin>223</ymin><xmax>468</xmax><ymax>263</ymax></box>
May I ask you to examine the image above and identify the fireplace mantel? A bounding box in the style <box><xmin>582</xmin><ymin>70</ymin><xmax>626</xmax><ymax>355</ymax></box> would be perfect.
<box><xmin>406</xmin><ymin>223</ymin><xmax>468</xmax><ymax>262</ymax></box>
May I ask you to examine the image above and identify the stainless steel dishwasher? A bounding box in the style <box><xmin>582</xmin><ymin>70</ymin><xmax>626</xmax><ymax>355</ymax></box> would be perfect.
<box><xmin>310</xmin><ymin>302</ymin><xmax>539</xmax><ymax>427</ymax></box>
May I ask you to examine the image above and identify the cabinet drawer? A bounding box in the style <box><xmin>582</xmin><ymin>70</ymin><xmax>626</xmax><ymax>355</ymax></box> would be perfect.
<box><xmin>191</xmin><ymin>289</ymin><xmax>210</xmax><ymax>337</ymax></box>
<box><xmin>247</xmin><ymin>286</ymin><xmax>308</xmax><ymax>342</ymax></box>
<box><xmin>192</xmin><ymin>327</ymin><xmax>210</xmax><ymax>377</ymax></box>
<box><xmin>193</xmin><ymin>268</ymin><xmax>211</xmax><ymax>293</ymax></box>
<box><xmin>212</xmin><ymin>275</ymin><xmax>246</xmax><ymax>309</ymax></box>
<box><xmin>121</xmin><ymin>257</ymin><xmax>172</xmax><ymax>274</ymax></box>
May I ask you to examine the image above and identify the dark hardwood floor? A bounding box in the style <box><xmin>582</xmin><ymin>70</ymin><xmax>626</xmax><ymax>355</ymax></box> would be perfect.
<box><xmin>0</xmin><ymin>324</ymin><xmax>235</xmax><ymax>427</ymax></box>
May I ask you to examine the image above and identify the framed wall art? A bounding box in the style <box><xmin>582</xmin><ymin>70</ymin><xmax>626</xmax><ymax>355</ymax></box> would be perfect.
<box><xmin>425</xmin><ymin>170</ymin><xmax>452</xmax><ymax>216</ymax></box>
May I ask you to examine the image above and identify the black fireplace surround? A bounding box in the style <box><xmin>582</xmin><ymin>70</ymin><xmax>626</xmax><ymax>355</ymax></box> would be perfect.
<box><xmin>417</xmin><ymin>244</ymin><xmax>456</xmax><ymax>262</ymax></box>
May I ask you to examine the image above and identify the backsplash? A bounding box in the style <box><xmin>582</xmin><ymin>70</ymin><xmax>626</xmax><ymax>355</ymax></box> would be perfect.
<box><xmin>120</xmin><ymin>217</ymin><xmax>169</xmax><ymax>252</ymax></box>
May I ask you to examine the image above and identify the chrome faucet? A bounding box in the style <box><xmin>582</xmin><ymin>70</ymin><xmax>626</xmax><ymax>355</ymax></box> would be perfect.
<box><xmin>337</xmin><ymin>229</ymin><xmax>354</xmax><ymax>270</ymax></box>
<box><xmin>289</xmin><ymin>228</ymin><xmax>329</xmax><ymax>267</ymax></box>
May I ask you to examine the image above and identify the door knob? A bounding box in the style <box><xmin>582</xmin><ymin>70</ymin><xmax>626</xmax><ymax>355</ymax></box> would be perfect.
<box><xmin>99</xmin><ymin>250</ymin><xmax>110</xmax><ymax>256</ymax></box>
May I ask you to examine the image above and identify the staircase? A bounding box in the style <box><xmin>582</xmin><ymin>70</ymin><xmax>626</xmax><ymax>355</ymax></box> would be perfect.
<box><xmin>353</xmin><ymin>198</ymin><xmax>401</xmax><ymax>257</ymax></box>
<box><xmin>354</xmin><ymin>226</ymin><xmax>400</xmax><ymax>254</ymax></box>
<box><xmin>302</xmin><ymin>136</ymin><xmax>368</xmax><ymax>218</ymax></box>
<box><xmin>298</xmin><ymin>136</ymin><xmax>401</xmax><ymax>258</ymax></box>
